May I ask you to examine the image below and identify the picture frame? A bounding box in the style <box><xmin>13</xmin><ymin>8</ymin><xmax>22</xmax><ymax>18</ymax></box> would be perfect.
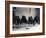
<box><xmin>5</xmin><ymin>1</ymin><xmax>45</xmax><ymax>37</ymax></box>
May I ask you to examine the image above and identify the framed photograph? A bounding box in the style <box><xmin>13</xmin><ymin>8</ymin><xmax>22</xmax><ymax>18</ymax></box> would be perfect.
<box><xmin>5</xmin><ymin>1</ymin><xmax>45</xmax><ymax>37</ymax></box>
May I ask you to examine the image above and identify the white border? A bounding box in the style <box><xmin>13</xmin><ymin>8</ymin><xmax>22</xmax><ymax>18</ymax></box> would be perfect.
<box><xmin>10</xmin><ymin>4</ymin><xmax>43</xmax><ymax>34</ymax></box>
